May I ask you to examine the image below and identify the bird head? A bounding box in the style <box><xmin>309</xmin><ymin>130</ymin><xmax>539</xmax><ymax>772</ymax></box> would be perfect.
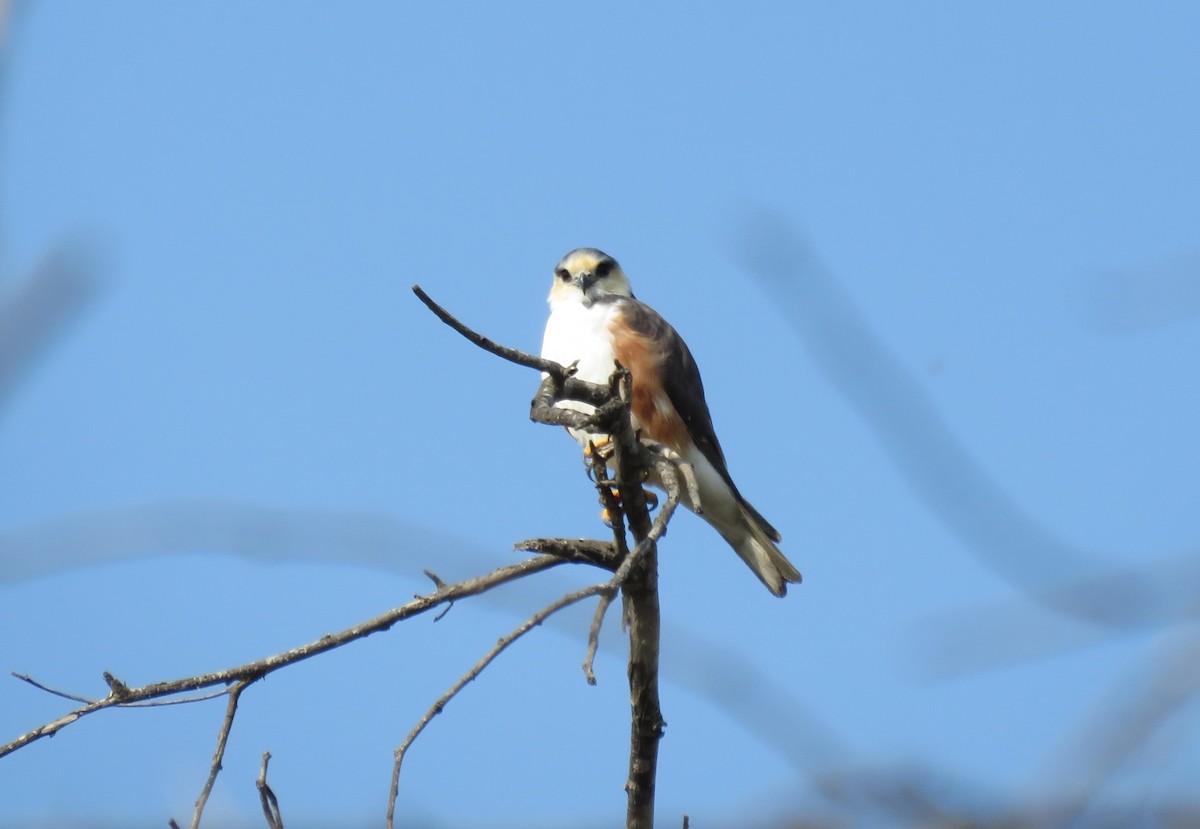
<box><xmin>548</xmin><ymin>248</ymin><xmax>632</xmax><ymax>307</ymax></box>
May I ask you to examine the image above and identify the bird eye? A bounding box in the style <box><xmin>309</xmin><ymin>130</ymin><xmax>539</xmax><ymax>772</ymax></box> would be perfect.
<box><xmin>555</xmin><ymin>268</ymin><xmax>571</xmax><ymax>282</ymax></box>
<box><xmin>595</xmin><ymin>260</ymin><xmax>613</xmax><ymax>278</ymax></box>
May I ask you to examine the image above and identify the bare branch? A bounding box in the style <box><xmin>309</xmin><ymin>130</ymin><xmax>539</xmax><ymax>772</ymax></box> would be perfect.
<box><xmin>408</xmin><ymin>291</ymin><xmax>679</xmax><ymax>827</ymax></box>
<box><xmin>514</xmin><ymin>537</ymin><xmax>620</xmax><ymax>570</ymax></box>
<box><xmin>2</xmin><ymin>554</ymin><xmax>565</xmax><ymax>759</ymax></box>
<box><xmin>257</xmin><ymin>752</ymin><xmax>284</xmax><ymax>829</ymax></box>
<box><xmin>411</xmin><ymin>284</ymin><xmax>563</xmax><ymax>376</ymax></box>
<box><xmin>386</xmin><ymin>581</ymin><xmax>607</xmax><ymax>829</ymax></box>
<box><xmin>578</xmin><ymin>433</ymin><xmax>687</xmax><ymax>688</ymax></box>
<box><xmin>582</xmin><ymin>433</ymin><xmax>632</xmax><ymax>685</ymax></box>
<box><xmin>11</xmin><ymin>671</ymin><xmax>94</xmax><ymax>704</ymax></box>
<box><xmin>412</xmin><ymin>285</ymin><xmax>614</xmax><ymax>410</ymax></box>
<box><xmin>189</xmin><ymin>680</ymin><xmax>250</xmax><ymax>829</ymax></box>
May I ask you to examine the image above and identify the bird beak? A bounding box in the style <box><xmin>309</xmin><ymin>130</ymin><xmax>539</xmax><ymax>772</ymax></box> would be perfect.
<box><xmin>573</xmin><ymin>270</ymin><xmax>596</xmax><ymax>294</ymax></box>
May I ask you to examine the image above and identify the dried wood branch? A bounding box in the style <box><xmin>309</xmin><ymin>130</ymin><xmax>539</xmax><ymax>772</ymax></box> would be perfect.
<box><xmin>257</xmin><ymin>752</ymin><xmax>284</xmax><ymax>829</ymax></box>
<box><xmin>2</xmin><ymin>554</ymin><xmax>565</xmax><ymax>759</ymax></box>
<box><xmin>412</xmin><ymin>284</ymin><xmax>612</xmax><ymax>409</ymax></box>
<box><xmin>188</xmin><ymin>680</ymin><xmax>249</xmax><ymax>829</ymax></box>
<box><xmin>515</xmin><ymin>537</ymin><xmax>621</xmax><ymax>570</ymax></box>
<box><xmin>416</xmin><ymin>286</ymin><xmax>676</xmax><ymax>827</ymax></box>
<box><xmin>385</xmin><ymin>581</ymin><xmax>608</xmax><ymax>829</ymax></box>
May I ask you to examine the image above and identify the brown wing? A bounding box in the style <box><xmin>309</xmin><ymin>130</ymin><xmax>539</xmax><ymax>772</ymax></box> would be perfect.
<box><xmin>606</xmin><ymin>296</ymin><xmax>781</xmax><ymax>542</ymax></box>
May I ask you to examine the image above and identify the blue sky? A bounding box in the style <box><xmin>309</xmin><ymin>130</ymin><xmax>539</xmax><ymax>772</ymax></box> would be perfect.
<box><xmin>2</xmin><ymin>2</ymin><xmax>1199</xmax><ymax>826</ymax></box>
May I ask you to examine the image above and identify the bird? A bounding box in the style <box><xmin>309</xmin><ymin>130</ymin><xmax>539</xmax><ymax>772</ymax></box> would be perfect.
<box><xmin>540</xmin><ymin>247</ymin><xmax>802</xmax><ymax>596</ymax></box>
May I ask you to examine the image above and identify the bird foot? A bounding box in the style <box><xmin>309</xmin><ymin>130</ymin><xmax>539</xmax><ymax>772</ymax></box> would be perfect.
<box><xmin>584</xmin><ymin>435</ymin><xmax>615</xmax><ymax>461</ymax></box>
<box><xmin>598</xmin><ymin>486</ymin><xmax>658</xmax><ymax>527</ymax></box>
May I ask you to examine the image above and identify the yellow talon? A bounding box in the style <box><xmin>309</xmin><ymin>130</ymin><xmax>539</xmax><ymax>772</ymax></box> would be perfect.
<box><xmin>600</xmin><ymin>507</ymin><xmax>616</xmax><ymax>528</ymax></box>
<box><xmin>643</xmin><ymin>489</ymin><xmax>659</xmax><ymax>511</ymax></box>
<box><xmin>584</xmin><ymin>435</ymin><xmax>614</xmax><ymax>460</ymax></box>
<box><xmin>600</xmin><ymin>486</ymin><xmax>658</xmax><ymax>518</ymax></box>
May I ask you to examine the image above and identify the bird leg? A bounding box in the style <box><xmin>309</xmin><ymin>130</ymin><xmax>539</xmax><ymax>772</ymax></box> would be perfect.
<box><xmin>584</xmin><ymin>435</ymin><xmax>615</xmax><ymax>461</ymax></box>
<box><xmin>586</xmin><ymin>436</ymin><xmax>657</xmax><ymax>525</ymax></box>
<box><xmin>600</xmin><ymin>485</ymin><xmax>659</xmax><ymax>528</ymax></box>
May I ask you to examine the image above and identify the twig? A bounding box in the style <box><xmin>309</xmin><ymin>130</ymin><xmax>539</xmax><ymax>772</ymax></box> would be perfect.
<box><xmin>411</xmin><ymin>284</ymin><xmax>564</xmax><ymax>377</ymax></box>
<box><xmin>412</xmin><ymin>285</ymin><xmax>612</xmax><ymax>411</ymax></box>
<box><xmin>530</xmin><ymin>339</ymin><xmax>670</xmax><ymax>824</ymax></box>
<box><xmin>190</xmin><ymin>679</ymin><xmax>251</xmax><ymax>829</ymax></box>
<box><xmin>423</xmin><ymin>569</ymin><xmax>455</xmax><ymax>621</ymax></box>
<box><xmin>514</xmin><ymin>537</ymin><xmax>620</xmax><ymax>571</ymax></box>
<box><xmin>257</xmin><ymin>752</ymin><xmax>284</xmax><ymax>829</ymax></box>
<box><xmin>411</xmin><ymin>285</ymin><xmax>618</xmax><ymax>417</ymax></box>
<box><xmin>581</xmin><ymin>446</ymin><xmax>630</xmax><ymax>685</ymax></box>
<box><xmin>411</xmin><ymin>288</ymin><xmax>675</xmax><ymax>827</ymax></box>
<box><xmin>2</xmin><ymin>554</ymin><xmax>566</xmax><ymax>759</ymax></box>
<box><xmin>119</xmin><ymin>689</ymin><xmax>234</xmax><ymax>708</ymax></box>
<box><xmin>582</xmin><ymin>460</ymin><xmax>682</xmax><ymax>688</ymax></box>
<box><xmin>385</xmin><ymin>581</ymin><xmax>607</xmax><ymax>829</ymax></box>
<box><xmin>11</xmin><ymin>672</ymin><xmax>94</xmax><ymax>704</ymax></box>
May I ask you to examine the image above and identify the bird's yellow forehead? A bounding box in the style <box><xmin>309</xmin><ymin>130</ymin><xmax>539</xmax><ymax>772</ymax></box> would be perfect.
<box><xmin>547</xmin><ymin>247</ymin><xmax>632</xmax><ymax>304</ymax></box>
<box><xmin>556</xmin><ymin>249</ymin><xmax>609</xmax><ymax>273</ymax></box>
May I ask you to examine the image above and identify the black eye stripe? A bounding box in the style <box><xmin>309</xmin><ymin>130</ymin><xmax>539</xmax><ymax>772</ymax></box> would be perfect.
<box><xmin>595</xmin><ymin>260</ymin><xmax>614</xmax><ymax>277</ymax></box>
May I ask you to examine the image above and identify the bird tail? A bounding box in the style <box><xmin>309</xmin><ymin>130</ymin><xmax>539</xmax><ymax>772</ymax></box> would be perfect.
<box><xmin>719</xmin><ymin>502</ymin><xmax>802</xmax><ymax>598</ymax></box>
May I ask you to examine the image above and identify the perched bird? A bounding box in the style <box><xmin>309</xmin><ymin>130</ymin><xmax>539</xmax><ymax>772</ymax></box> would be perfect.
<box><xmin>540</xmin><ymin>248</ymin><xmax>802</xmax><ymax>596</ymax></box>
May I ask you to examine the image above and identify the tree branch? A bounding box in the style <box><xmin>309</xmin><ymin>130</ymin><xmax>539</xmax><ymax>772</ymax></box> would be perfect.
<box><xmin>188</xmin><ymin>680</ymin><xmax>250</xmax><ymax>829</ymax></box>
<box><xmin>411</xmin><ymin>283</ymin><xmax>613</xmax><ymax>409</ymax></box>
<box><xmin>2</xmin><ymin>554</ymin><xmax>565</xmax><ymax>759</ymax></box>
<box><xmin>385</xmin><ymin>581</ymin><xmax>608</xmax><ymax>829</ymax></box>
<box><xmin>257</xmin><ymin>752</ymin><xmax>284</xmax><ymax>829</ymax></box>
<box><xmin>416</xmin><ymin>286</ymin><xmax>675</xmax><ymax>827</ymax></box>
<box><xmin>605</xmin><ymin>374</ymin><xmax>665</xmax><ymax>829</ymax></box>
<box><xmin>514</xmin><ymin>537</ymin><xmax>621</xmax><ymax>571</ymax></box>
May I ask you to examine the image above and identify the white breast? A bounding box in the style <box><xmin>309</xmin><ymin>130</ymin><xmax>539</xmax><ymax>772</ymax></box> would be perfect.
<box><xmin>541</xmin><ymin>298</ymin><xmax>620</xmax><ymax>387</ymax></box>
<box><xmin>540</xmin><ymin>298</ymin><xmax>620</xmax><ymax>443</ymax></box>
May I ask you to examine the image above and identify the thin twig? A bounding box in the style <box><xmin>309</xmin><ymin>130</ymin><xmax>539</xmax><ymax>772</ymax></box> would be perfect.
<box><xmin>385</xmin><ymin>581</ymin><xmax>607</xmax><ymax>829</ymax></box>
<box><xmin>582</xmin><ymin>433</ymin><xmax>632</xmax><ymax>684</ymax></box>
<box><xmin>119</xmin><ymin>689</ymin><xmax>235</xmax><ymax>708</ymax></box>
<box><xmin>514</xmin><ymin>537</ymin><xmax>620</xmax><ymax>571</ymax></box>
<box><xmin>257</xmin><ymin>752</ymin><xmax>284</xmax><ymax>829</ymax></box>
<box><xmin>411</xmin><ymin>284</ymin><xmax>565</xmax><ymax>377</ymax></box>
<box><xmin>581</xmin><ymin>394</ymin><xmax>686</xmax><ymax>688</ymax></box>
<box><xmin>413</xmin><ymin>285</ymin><xmax>613</xmax><ymax>412</ymax></box>
<box><xmin>582</xmin><ymin>587</ymin><xmax>617</xmax><ymax>687</ymax></box>
<box><xmin>14</xmin><ymin>670</ymin><xmax>235</xmax><ymax>710</ymax></box>
<box><xmin>190</xmin><ymin>679</ymin><xmax>252</xmax><ymax>829</ymax></box>
<box><xmin>2</xmin><ymin>555</ymin><xmax>566</xmax><ymax>759</ymax></box>
<box><xmin>11</xmin><ymin>672</ymin><xmax>94</xmax><ymax>704</ymax></box>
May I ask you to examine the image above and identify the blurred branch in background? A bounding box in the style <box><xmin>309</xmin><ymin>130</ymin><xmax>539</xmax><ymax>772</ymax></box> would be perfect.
<box><xmin>1037</xmin><ymin>621</ymin><xmax>1200</xmax><ymax>827</ymax></box>
<box><xmin>916</xmin><ymin>545</ymin><xmax>1200</xmax><ymax>679</ymax></box>
<box><xmin>0</xmin><ymin>246</ymin><xmax>104</xmax><ymax>415</ymax></box>
<box><xmin>736</xmin><ymin>211</ymin><xmax>1197</xmax><ymax>630</ymax></box>
<box><xmin>0</xmin><ymin>500</ymin><xmax>485</xmax><ymax>583</ymax></box>
<box><xmin>735</xmin><ymin>212</ymin><xmax>1200</xmax><ymax>827</ymax></box>
<box><xmin>1080</xmin><ymin>249</ymin><xmax>1200</xmax><ymax>334</ymax></box>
